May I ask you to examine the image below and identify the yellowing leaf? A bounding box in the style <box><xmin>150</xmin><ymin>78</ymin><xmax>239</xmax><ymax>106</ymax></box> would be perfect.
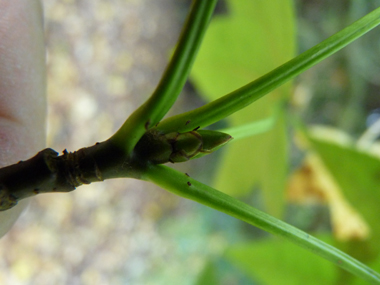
<box><xmin>305</xmin><ymin>125</ymin><xmax>380</xmax><ymax>261</ymax></box>
<box><xmin>287</xmin><ymin>153</ymin><xmax>370</xmax><ymax>241</ymax></box>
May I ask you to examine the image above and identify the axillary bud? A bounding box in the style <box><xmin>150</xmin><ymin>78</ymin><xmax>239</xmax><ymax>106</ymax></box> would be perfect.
<box><xmin>134</xmin><ymin>129</ymin><xmax>232</xmax><ymax>164</ymax></box>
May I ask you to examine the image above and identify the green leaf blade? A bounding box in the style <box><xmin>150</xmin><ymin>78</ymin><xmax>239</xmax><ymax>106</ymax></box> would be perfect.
<box><xmin>307</xmin><ymin>127</ymin><xmax>380</xmax><ymax>272</ymax></box>
<box><xmin>225</xmin><ymin>237</ymin><xmax>337</xmax><ymax>284</ymax></box>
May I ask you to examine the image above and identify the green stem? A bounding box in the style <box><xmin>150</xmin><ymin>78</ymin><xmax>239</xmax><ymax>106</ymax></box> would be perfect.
<box><xmin>218</xmin><ymin>103</ymin><xmax>280</xmax><ymax>141</ymax></box>
<box><xmin>0</xmin><ymin>139</ymin><xmax>143</xmax><ymax>211</ymax></box>
<box><xmin>155</xmin><ymin>6</ymin><xmax>380</xmax><ymax>133</ymax></box>
<box><xmin>143</xmin><ymin>164</ymin><xmax>380</xmax><ymax>284</ymax></box>
<box><xmin>110</xmin><ymin>0</ymin><xmax>218</xmax><ymax>153</ymax></box>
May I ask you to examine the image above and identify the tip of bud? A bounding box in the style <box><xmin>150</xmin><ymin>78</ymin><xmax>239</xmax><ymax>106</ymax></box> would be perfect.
<box><xmin>197</xmin><ymin>130</ymin><xmax>233</xmax><ymax>154</ymax></box>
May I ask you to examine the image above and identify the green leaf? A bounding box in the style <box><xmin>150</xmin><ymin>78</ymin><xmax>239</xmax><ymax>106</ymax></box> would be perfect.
<box><xmin>225</xmin><ymin>237</ymin><xmax>337</xmax><ymax>284</ymax></box>
<box><xmin>195</xmin><ymin>261</ymin><xmax>220</xmax><ymax>285</ymax></box>
<box><xmin>308</xmin><ymin>128</ymin><xmax>380</xmax><ymax>246</ymax></box>
<box><xmin>191</xmin><ymin>1</ymin><xmax>295</xmax><ymax>99</ymax></box>
<box><xmin>307</xmin><ymin>127</ymin><xmax>380</xmax><ymax>281</ymax></box>
<box><xmin>190</xmin><ymin>0</ymin><xmax>295</xmax><ymax>217</ymax></box>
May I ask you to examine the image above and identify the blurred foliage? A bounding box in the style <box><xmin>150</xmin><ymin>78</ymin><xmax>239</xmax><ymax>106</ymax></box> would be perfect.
<box><xmin>191</xmin><ymin>0</ymin><xmax>295</xmax><ymax>219</ymax></box>
<box><xmin>190</xmin><ymin>0</ymin><xmax>380</xmax><ymax>284</ymax></box>
<box><xmin>296</xmin><ymin>0</ymin><xmax>380</xmax><ymax>134</ymax></box>
<box><xmin>307</xmin><ymin>126</ymin><xmax>380</xmax><ymax>284</ymax></box>
<box><xmin>224</xmin><ymin>236</ymin><xmax>336</xmax><ymax>284</ymax></box>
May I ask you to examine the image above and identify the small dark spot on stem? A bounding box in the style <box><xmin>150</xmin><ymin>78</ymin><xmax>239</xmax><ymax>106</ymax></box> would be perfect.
<box><xmin>145</xmin><ymin>120</ymin><xmax>151</xmax><ymax>130</ymax></box>
<box><xmin>185</xmin><ymin>173</ymin><xmax>190</xmax><ymax>177</ymax></box>
<box><xmin>193</xmin><ymin>126</ymin><xmax>200</xmax><ymax>131</ymax></box>
<box><xmin>187</xmin><ymin>181</ymin><xmax>191</xmax><ymax>186</ymax></box>
<box><xmin>185</xmin><ymin>120</ymin><xmax>191</xmax><ymax>125</ymax></box>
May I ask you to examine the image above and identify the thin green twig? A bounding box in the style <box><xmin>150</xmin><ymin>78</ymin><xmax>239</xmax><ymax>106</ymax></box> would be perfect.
<box><xmin>219</xmin><ymin>116</ymin><xmax>274</xmax><ymax>140</ymax></box>
<box><xmin>218</xmin><ymin>103</ymin><xmax>281</xmax><ymax>141</ymax></box>
<box><xmin>110</xmin><ymin>0</ymin><xmax>218</xmax><ymax>153</ymax></box>
<box><xmin>155</xmin><ymin>6</ymin><xmax>380</xmax><ymax>134</ymax></box>
<box><xmin>143</xmin><ymin>164</ymin><xmax>380</xmax><ymax>284</ymax></box>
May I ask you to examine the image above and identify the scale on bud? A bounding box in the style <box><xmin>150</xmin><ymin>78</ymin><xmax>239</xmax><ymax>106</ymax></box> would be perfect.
<box><xmin>134</xmin><ymin>128</ymin><xmax>233</xmax><ymax>164</ymax></box>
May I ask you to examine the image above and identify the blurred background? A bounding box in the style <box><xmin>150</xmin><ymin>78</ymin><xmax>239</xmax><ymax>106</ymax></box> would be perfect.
<box><xmin>0</xmin><ymin>0</ymin><xmax>379</xmax><ymax>284</ymax></box>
